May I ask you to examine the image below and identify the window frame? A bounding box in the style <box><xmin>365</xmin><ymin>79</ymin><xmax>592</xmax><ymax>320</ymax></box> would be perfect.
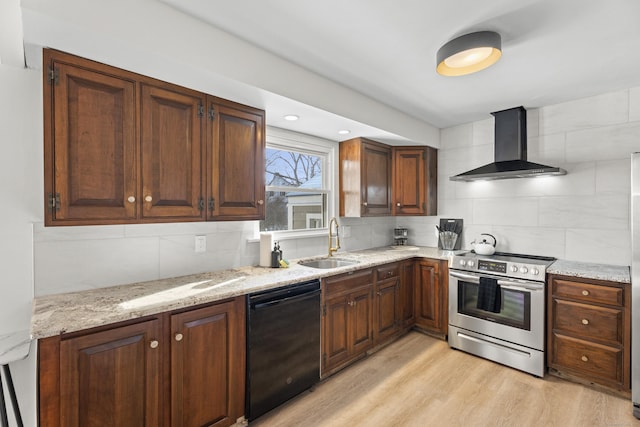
<box><xmin>257</xmin><ymin>126</ymin><xmax>337</xmax><ymax>241</ymax></box>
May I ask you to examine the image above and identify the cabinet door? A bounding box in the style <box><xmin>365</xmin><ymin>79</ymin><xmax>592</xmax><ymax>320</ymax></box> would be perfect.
<box><xmin>375</xmin><ymin>277</ymin><xmax>400</xmax><ymax>343</ymax></box>
<box><xmin>361</xmin><ymin>142</ymin><xmax>392</xmax><ymax>216</ymax></box>
<box><xmin>171</xmin><ymin>299</ymin><xmax>245</xmax><ymax>427</ymax></box>
<box><xmin>323</xmin><ymin>293</ymin><xmax>351</xmax><ymax>372</ymax></box>
<box><xmin>208</xmin><ymin>99</ymin><xmax>265</xmax><ymax>220</ymax></box>
<box><xmin>45</xmin><ymin>57</ymin><xmax>137</xmax><ymax>224</ymax></box>
<box><xmin>350</xmin><ymin>285</ymin><xmax>375</xmax><ymax>355</ymax></box>
<box><xmin>392</xmin><ymin>147</ymin><xmax>437</xmax><ymax>216</ymax></box>
<box><xmin>59</xmin><ymin>319</ymin><xmax>161</xmax><ymax>427</ymax></box>
<box><xmin>140</xmin><ymin>83</ymin><xmax>205</xmax><ymax>220</ymax></box>
<box><xmin>415</xmin><ymin>259</ymin><xmax>447</xmax><ymax>334</ymax></box>
<box><xmin>400</xmin><ymin>260</ymin><xmax>416</xmax><ymax>327</ymax></box>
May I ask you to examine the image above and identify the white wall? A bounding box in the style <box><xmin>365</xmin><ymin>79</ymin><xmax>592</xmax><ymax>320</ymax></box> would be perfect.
<box><xmin>402</xmin><ymin>89</ymin><xmax>640</xmax><ymax>266</ymax></box>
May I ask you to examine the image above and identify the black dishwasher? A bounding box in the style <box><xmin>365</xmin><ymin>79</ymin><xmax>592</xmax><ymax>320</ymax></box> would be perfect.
<box><xmin>246</xmin><ymin>279</ymin><xmax>321</xmax><ymax>421</ymax></box>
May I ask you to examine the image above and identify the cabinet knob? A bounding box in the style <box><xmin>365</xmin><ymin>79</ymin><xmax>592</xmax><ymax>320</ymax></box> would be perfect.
<box><xmin>175</xmin><ymin>333</ymin><xmax>183</xmax><ymax>342</ymax></box>
<box><xmin>581</xmin><ymin>355</ymin><xmax>589</xmax><ymax>362</ymax></box>
<box><xmin>582</xmin><ymin>290</ymin><xmax>590</xmax><ymax>296</ymax></box>
<box><xmin>581</xmin><ymin>318</ymin><xmax>589</xmax><ymax>325</ymax></box>
<box><xmin>363</xmin><ymin>202</ymin><xmax>368</xmax><ymax>206</ymax></box>
<box><xmin>396</xmin><ymin>202</ymin><xmax>401</xmax><ymax>207</ymax></box>
<box><xmin>376</xmin><ymin>291</ymin><xmax>382</xmax><ymax>296</ymax></box>
<box><xmin>127</xmin><ymin>196</ymin><xmax>136</xmax><ymax>203</ymax></box>
<box><xmin>149</xmin><ymin>340</ymin><xmax>159</xmax><ymax>349</ymax></box>
<box><xmin>257</xmin><ymin>199</ymin><xmax>264</xmax><ymax>205</ymax></box>
<box><xmin>144</xmin><ymin>195</ymin><xmax>153</xmax><ymax>202</ymax></box>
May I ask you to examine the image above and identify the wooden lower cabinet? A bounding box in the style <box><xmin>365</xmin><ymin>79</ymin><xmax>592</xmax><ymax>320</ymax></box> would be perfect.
<box><xmin>415</xmin><ymin>258</ymin><xmax>448</xmax><ymax>336</ymax></box>
<box><xmin>400</xmin><ymin>260</ymin><xmax>416</xmax><ymax>328</ymax></box>
<box><xmin>374</xmin><ymin>263</ymin><xmax>401</xmax><ymax>344</ymax></box>
<box><xmin>322</xmin><ymin>269</ymin><xmax>374</xmax><ymax>376</ymax></box>
<box><xmin>38</xmin><ymin>297</ymin><xmax>245</xmax><ymax>426</ymax></box>
<box><xmin>547</xmin><ymin>274</ymin><xmax>630</xmax><ymax>393</ymax></box>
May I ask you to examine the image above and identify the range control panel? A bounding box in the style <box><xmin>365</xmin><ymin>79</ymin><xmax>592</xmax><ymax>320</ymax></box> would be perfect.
<box><xmin>450</xmin><ymin>252</ymin><xmax>552</xmax><ymax>282</ymax></box>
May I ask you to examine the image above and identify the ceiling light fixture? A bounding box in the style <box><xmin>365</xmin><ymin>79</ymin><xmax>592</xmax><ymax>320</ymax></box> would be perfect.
<box><xmin>283</xmin><ymin>114</ymin><xmax>299</xmax><ymax>121</ymax></box>
<box><xmin>436</xmin><ymin>31</ymin><xmax>502</xmax><ymax>77</ymax></box>
<box><xmin>338</xmin><ymin>130</ymin><xmax>351</xmax><ymax>135</ymax></box>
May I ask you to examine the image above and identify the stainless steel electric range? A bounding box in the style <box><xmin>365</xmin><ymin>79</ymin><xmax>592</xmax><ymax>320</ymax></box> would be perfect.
<box><xmin>448</xmin><ymin>251</ymin><xmax>556</xmax><ymax>377</ymax></box>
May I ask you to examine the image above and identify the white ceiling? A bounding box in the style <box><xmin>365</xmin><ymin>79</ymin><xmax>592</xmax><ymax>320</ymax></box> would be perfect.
<box><xmin>161</xmin><ymin>0</ymin><xmax>640</xmax><ymax>129</ymax></box>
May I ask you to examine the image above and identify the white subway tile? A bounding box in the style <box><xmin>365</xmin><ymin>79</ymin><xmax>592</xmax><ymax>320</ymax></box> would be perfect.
<box><xmin>526</xmin><ymin>133</ymin><xmax>566</xmax><ymax>164</ymax></box>
<box><xmin>630</xmin><ymin>87</ymin><xmax>640</xmax><ymax>122</ymax></box>
<box><xmin>596</xmin><ymin>159</ymin><xmax>631</xmax><ymax>194</ymax></box>
<box><xmin>565</xmin><ymin>122</ymin><xmax>640</xmax><ymax>162</ymax></box>
<box><xmin>438</xmin><ymin>143</ymin><xmax>493</xmax><ymax>176</ymax></box>
<box><xmin>124</xmin><ymin>222</ymin><xmax>218</xmax><ymax>237</ymax></box>
<box><xmin>441</xmin><ymin>123</ymin><xmax>473</xmax><ymax>149</ymax></box>
<box><xmin>539</xmin><ymin>194</ymin><xmax>629</xmax><ymax>229</ymax></box>
<box><xmin>539</xmin><ymin>90</ymin><xmax>629</xmax><ymax>135</ymax></box>
<box><xmin>34</xmin><ymin>237</ymin><xmax>160</xmax><ymax>296</ymax></box>
<box><xmin>513</xmin><ymin>162</ymin><xmax>595</xmax><ymax>197</ymax></box>
<box><xmin>472</xmin><ymin>118</ymin><xmax>494</xmax><ymax>146</ymax></box>
<box><xmin>473</xmin><ymin>198</ymin><xmax>539</xmax><ymax>226</ymax></box>
<box><xmin>565</xmin><ymin>228</ymin><xmax>631</xmax><ymax>266</ymax></box>
<box><xmin>526</xmin><ymin>108</ymin><xmax>540</xmax><ymax>139</ymax></box>
<box><xmin>490</xmin><ymin>226</ymin><xmax>565</xmax><ymax>259</ymax></box>
<box><xmin>455</xmin><ymin>179</ymin><xmax>518</xmax><ymax>200</ymax></box>
<box><xmin>438</xmin><ymin>198</ymin><xmax>473</xmax><ymax>221</ymax></box>
<box><xmin>33</xmin><ymin>222</ymin><xmax>125</xmax><ymax>242</ymax></box>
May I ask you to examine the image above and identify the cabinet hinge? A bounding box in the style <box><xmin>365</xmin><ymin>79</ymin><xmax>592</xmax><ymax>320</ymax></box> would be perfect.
<box><xmin>198</xmin><ymin>197</ymin><xmax>205</xmax><ymax>211</ymax></box>
<box><xmin>323</xmin><ymin>305</ymin><xmax>326</xmax><ymax>316</ymax></box>
<box><xmin>47</xmin><ymin>66</ymin><xmax>59</xmax><ymax>86</ymax></box>
<box><xmin>198</xmin><ymin>103</ymin><xmax>205</xmax><ymax>118</ymax></box>
<box><xmin>48</xmin><ymin>193</ymin><xmax>60</xmax><ymax>212</ymax></box>
<box><xmin>208</xmin><ymin>106</ymin><xmax>215</xmax><ymax>121</ymax></box>
<box><xmin>208</xmin><ymin>197</ymin><xmax>215</xmax><ymax>211</ymax></box>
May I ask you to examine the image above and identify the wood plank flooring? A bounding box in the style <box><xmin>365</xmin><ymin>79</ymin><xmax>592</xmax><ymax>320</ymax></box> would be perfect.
<box><xmin>251</xmin><ymin>332</ymin><xmax>638</xmax><ymax>427</ymax></box>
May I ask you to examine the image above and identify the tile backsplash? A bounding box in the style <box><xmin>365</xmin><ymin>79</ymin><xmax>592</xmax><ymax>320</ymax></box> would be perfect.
<box><xmin>401</xmin><ymin>87</ymin><xmax>640</xmax><ymax>266</ymax></box>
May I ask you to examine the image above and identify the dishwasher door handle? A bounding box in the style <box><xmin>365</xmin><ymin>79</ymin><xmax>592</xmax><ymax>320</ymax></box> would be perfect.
<box><xmin>251</xmin><ymin>289</ymin><xmax>321</xmax><ymax>310</ymax></box>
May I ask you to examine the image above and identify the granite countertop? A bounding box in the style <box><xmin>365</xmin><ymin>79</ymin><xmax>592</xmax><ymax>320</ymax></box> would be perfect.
<box><xmin>547</xmin><ymin>259</ymin><xmax>630</xmax><ymax>283</ymax></box>
<box><xmin>31</xmin><ymin>246</ymin><xmax>454</xmax><ymax>339</ymax></box>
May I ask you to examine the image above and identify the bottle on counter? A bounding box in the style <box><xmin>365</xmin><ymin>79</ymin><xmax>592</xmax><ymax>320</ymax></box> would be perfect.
<box><xmin>271</xmin><ymin>242</ymin><xmax>281</xmax><ymax>268</ymax></box>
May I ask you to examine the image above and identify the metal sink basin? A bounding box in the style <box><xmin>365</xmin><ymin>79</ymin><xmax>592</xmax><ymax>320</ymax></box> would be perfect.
<box><xmin>298</xmin><ymin>258</ymin><xmax>359</xmax><ymax>269</ymax></box>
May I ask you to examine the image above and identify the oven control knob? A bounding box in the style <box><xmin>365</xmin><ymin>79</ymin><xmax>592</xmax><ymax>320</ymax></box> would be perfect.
<box><xmin>465</xmin><ymin>260</ymin><xmax>474</xmax><ymax>267</ymax></box>
<box><xmin>459</xmin><ymin>260</ymin><xmax>467</xmax><ymax>267</ymax></box>
<box><xmin>511</xmin><ymin>265</ymin><xmax>519</xmax><ymax>273</ymax></box>
<box><xmin>520</xmin><ymin>266</ymin><xmax>529</xmax><ymax>274</ymax></box>
<box><xmin>531</xmin><ymin>268</ymin><xmax>540</xmax><ymax>276</ymax></box>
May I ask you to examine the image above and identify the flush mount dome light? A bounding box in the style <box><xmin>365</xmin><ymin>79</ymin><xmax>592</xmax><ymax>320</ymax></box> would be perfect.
<box><xmin>436</xmin><ymin>31</ymin><xmax>502</xmax><ymax>76</ymax></box>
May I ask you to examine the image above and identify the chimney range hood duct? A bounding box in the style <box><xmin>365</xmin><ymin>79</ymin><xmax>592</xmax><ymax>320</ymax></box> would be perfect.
<box><xmin>450</xmin><ymin>106</ymin><xmax>566</xmax><ymax>181</ymax></box>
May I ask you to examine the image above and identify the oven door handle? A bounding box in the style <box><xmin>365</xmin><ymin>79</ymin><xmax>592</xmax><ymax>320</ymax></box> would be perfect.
<box><xmin>449</xmin><ymin>271</ymin><xmax>480</xmax><ymax>283</ymax></box>
<box><xmin>497</xmin><ymin>279</ymin><xmax>544</xmax><ymax>292</ymax></box>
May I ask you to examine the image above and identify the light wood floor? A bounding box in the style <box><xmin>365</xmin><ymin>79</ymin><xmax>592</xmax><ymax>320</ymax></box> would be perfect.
<box><xmin>251</xmin><ymin>332</ymin><xmax>638</xmax><ymax>427</ymax></box>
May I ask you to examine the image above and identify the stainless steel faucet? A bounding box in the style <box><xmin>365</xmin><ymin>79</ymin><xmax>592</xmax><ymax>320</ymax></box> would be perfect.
<box><xmin>328</xmin><ymin>217</ymin><xmax>340</xmax><ymax>257</ymax></box>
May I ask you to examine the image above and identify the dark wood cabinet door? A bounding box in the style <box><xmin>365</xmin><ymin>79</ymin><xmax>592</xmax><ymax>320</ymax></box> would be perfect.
<box><xmin>400</xmin><ymin>260</ymin><xmax>416</xmax><ymax>327</ymax></box>
<box><xmin>170</xmin><ymin>299</ymin><xmax>245</xmax><ymax>427</ymax></box>
<box><xmin>45</xmin><ymin>55</ymin><xmax>137</xmax><ymax>224</ymax></box>
<box><xmin>140</xmin><ymin>83</ymin><xmax>205</xmax><ymax>220</ymax></box>
<box><xmin>323</xmin><ymin>293</ymin><xmax>350</xmax><ymax>372</ymax></box>
<box><xmin>415</xmin><ymin>259</ymin><xmax>447</xmax><ymax>334</ymax></box>
<box><xmin>59</xmin><ymin>319</ymin><xmax>161</xmax><ymax>427</ymax></box>
<box><xmin>361</xmin><ymin>141</ymin><xmax>392</xmax><ymax>216</ymax></box>
<box><xmin>375</xmin><ymin>277</ymin><xmax>400</xmax><ymax>343</ymax></box>
<box><xmin>208</xmin><ymin>99</ymin><xmax>265</xmax><ymax>220</ymax></box>
<box><xmin>350</xmin><ymin>285</ymin><xmax>374</xmax><ymax>355</ymax></box>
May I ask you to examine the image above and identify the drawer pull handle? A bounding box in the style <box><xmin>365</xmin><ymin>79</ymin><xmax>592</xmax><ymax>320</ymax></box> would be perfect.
<box><xmin>581</xmin><ymin>318</ymin><xmax>589</xmax><ymax>325</ymax></box>
<box><xmin>581</xmin><ymin>355</ymin><xmax>589</xmax><ymax>362</ymax></box>
<box><xmin>150</xmin><ymin>340</ymin><xmax>159</xmax><ymax>349</ymax></box>
<box><xmin>582</xmin><ymin>290</ymin><xmax>590</xmax><ymax>296</ymax></box>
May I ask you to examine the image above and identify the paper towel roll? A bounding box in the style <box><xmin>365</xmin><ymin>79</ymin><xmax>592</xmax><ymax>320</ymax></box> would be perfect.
<box><xmin>259</xmin><ymin>232</ymin><xmax>273</xmax><ymax>267</ymax></box>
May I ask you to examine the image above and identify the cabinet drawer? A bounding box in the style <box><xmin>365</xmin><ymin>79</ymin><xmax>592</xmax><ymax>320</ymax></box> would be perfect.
<box><xmin>552</xmin><ymin>334</ymin><xmax>623</xmax><ymax>385</ymax></box>
<box><xmin>376</xmin><ymin>264</ymin><xmax>399</xmax><ymax>280</ymax></box>
<box><xmin>551</xmin><ymin>278</ymin><xmax>623</xmax><ymax>306</ymax></box>
<box><xmin>324</xmin><ymin>269</ymin><xmax>374</xmax><ymax>296</ymax></box>
<box><xmin>553</xmin><ymin>299</ymin><xmax>623</xmax><ymax>345</ymax></box>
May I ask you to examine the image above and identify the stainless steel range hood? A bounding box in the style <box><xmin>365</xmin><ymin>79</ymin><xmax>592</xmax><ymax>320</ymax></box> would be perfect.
<box><xmin>450</xmin><ymin>106</ymin><xmax>566</xmax><ymax>181</ymax></box>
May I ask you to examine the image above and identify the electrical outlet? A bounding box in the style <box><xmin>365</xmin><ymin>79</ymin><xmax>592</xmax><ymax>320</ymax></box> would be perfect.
<box><xmin>195</xmin><ymin>235</ymin><xmax>207</xmax><ymax>253</ymax></box>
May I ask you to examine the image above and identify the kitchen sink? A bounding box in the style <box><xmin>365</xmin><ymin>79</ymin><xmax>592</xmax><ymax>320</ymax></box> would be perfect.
<box><xmin>298</xmin><ymin>258</ymin><xmax>359</xmax><ymax>269</ymax></box>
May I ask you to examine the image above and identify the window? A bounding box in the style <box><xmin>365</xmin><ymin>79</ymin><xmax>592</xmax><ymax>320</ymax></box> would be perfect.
<box><xmin>260</xmin><ymin>127</ymin><xmax>335</xmax><ymax>235</ymax></box>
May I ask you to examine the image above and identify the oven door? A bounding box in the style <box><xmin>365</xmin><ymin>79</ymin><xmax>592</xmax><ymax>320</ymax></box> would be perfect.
<box><xmin>448</xmin><ymin>270</ymin><xmax>544</xmax><ymax>351</ymax></box>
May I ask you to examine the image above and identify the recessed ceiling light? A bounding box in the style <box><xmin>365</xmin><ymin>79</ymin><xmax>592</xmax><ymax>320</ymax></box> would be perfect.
<box><xmin>283</xmin><ymin>115</ymin><xmax>299</xmax><ymax>121</ymax></box>
<box><xmin>338</xmin><ymin>130</ymin><xmax>351</xmax><ymax>135</ymax></box>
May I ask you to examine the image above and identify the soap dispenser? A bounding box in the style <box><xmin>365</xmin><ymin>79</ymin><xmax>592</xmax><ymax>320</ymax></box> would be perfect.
<box><xmin>271</xmin><ymin>241</ymin><xmax>281</xmax><ymax>268</ymax></box>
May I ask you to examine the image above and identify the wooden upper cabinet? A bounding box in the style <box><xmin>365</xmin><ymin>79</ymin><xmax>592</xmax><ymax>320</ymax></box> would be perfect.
<box><xmin>140</xmin><ymin>83</ymin><xmax>205</xmax><ymax>220</ymax></box>
<box><xmin>392</xmin><ymin>147</ymin><xmax>437</xmax><ymax>216</ymax></box>
<box><xmin>43</xmin><ymin>49</ymin><xmax>265</xmax><ymax>226</ymax></box>
<box><xmin>207</xmin><ymin>98</ymin><xmax>265</xmax><ymax>220</ymax></box>
<box><xmin>44</xmin><ymin>50</ymin><xmax>137</xmax><ymax>225</ymax></box>
<box><xmin>340</xmin><ymin>138</ymin><xmax>392</xmax><ymax>217</ymax></box>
